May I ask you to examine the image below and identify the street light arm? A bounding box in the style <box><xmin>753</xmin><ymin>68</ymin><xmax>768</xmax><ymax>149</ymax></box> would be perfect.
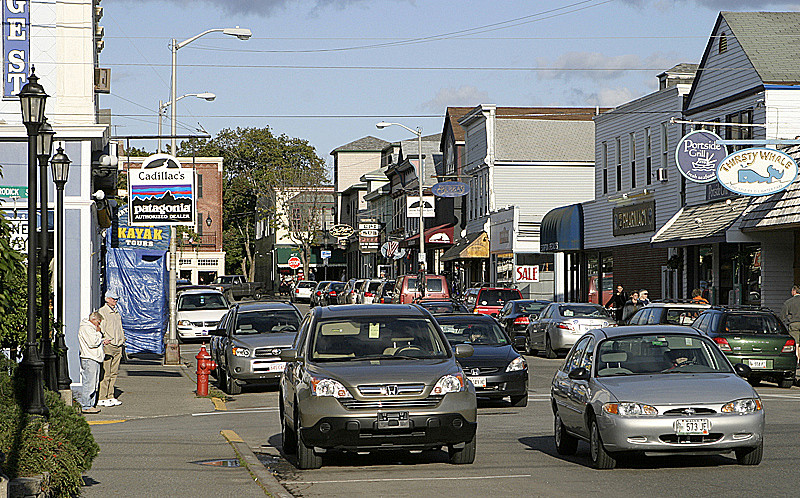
<box><xmin>175</xmin><ymin>28</ymin><xmax>223</xmax><ymax>50</ymax></box>
<box><xmin>161</xmin><ymin>92</ymin><xmax>216</xmax><ymax>111</ymax></box>
<box><xmin>376</xmin><ymin>121</ymin><xmax>420</xmax><ymax>137</ymax></box>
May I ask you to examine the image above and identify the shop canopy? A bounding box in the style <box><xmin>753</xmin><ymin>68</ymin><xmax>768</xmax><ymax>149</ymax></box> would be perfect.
<box><xmin>404</xmin><ymin>223</ymin><xmax>455</xmax><ymax>247</ymax></box>
<box><xmin>739</xmin><ymin>179</ymin><xmax>800</xmax><ymax>231</ymax></box>
<box><xmin>540</xmin><ymin>203</ymin><xmax>583</xmax><ymax>252</ymax></box>
<box><xmin>441</xmin><ymin>232</ymin><xmax>489</xmax><ymax>262</ymax></box>
<box><xmin>650</xmin><ymin>197</ymin><xmax>750</xmax><ymax>247</ymax></box>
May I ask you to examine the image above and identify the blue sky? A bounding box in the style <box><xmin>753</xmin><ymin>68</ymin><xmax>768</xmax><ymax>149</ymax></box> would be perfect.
<box><xmin>101</xmin><ymin>0</ymin><xmax>800</xmax><ymax>167</ymax></box>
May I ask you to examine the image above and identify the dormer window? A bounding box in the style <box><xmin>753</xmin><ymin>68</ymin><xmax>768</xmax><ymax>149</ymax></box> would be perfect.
<box><xmin>719</xmin><ymin>32</ymin><xmax>727</xmax><ymax>53</ymax></box>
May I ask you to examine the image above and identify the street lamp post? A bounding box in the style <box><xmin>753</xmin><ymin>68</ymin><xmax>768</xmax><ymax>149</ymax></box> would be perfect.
<box><xmin>19</xmin><ymin>67</ymin><xmax>49</xmax><ymax>417</ymax></box>
<box><xmin>376</xmin><ymin>122</ymin><xmax>426</xmax><ymax>273</ymax></box>
<box><xmin>36</xmin><ymin>117</ymin><xmax>56</xmax><ymax>391</ymax></box>
<box><xmin>158</xmin><ymin>93</ymin><xmax>215</xmax><ymax>152</ymax></box>
<box><xmin>50</xmin><ymin>146</ymin><xmax>72</xmax><ymax>392</ymax></box>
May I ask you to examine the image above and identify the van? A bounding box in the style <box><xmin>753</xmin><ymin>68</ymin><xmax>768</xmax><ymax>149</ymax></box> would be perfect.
<box><xmin>392</xmin><ymin>274</ymin><xmax>450</xmax><ymax>304</ymax></box>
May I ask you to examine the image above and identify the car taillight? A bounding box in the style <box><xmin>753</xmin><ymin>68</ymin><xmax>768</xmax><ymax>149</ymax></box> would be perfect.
<box><xmin>713</xmin><ymin>336</ymin><xmax>732</xmax><ymax>351</ymax></box>
<box><xmin>365</xmin><ymin>292</ymin><xmax>373</xmax><ymax>297</ymax></box>
<box><xmin>295</xmin><ymin>289</ymin><xmax>299</xmax><ymax>293</ymax></box>
<box><xmin>316</xmin><ymin>291</ymin><xmax>321</xmax><ymax>296</ymax></box>
<box><xmin>380</xmin><ymin>298</ymin><xmax>385</xmax><ymax>303</ymax></box>
<box><xmin>782</xmin><ymin>338</ymin><xmax>796</xmax><ymax>353</ymax></box>
<box><xmin>555</xmin><ymin>322</ymin><xmax>575</xmax><ymax>330</ymax></box>
<box><xmin>514</xmin><ymin>316</ymin><xmax>529</xmax><ymax>325</ymax></box>
<box><xmin>330</xmin><ymin>291</ymin><xmax>337</xmax><ymax>297</ymax></box>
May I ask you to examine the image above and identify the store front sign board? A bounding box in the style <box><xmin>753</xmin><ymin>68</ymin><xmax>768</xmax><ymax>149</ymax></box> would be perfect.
<box><xmin>716</xmin><ymin>148</ymin><xmax>798</xmax><ymax>196</ymax></box>
<box><xmin>675</xmin><ymin>130</ymin><xmax>727</xmax><ymax>183</ymax></box>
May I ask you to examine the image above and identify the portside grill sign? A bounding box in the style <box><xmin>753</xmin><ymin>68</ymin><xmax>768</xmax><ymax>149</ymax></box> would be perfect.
<box><xmin>675</xmin><ymin>130</ymin><xmax>727</xmax><ymax>183</ymax></box>
<box><xmin>128</xmin><ymin>154</ymin><xmax>196</xmax><ymax>226</ymax></box>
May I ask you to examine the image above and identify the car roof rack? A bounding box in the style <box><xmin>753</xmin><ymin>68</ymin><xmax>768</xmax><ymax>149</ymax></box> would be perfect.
<box><xmin>709</xmin><ymin>304</ymin><xmax>775</xmax><ymax>312</ymax></box>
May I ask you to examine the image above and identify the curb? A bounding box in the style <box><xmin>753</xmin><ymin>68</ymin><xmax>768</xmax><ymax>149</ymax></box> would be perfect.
<box><xmin>221</xmin><ymin>430</ymin><xmax>293</xmax><ymax>498</ymax></box>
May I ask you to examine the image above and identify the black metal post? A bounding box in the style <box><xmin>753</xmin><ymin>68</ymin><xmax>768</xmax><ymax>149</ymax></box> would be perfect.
<box><xmin>39</xmin><ymin>153</ymin><xmax>56</xmax><ymax>390</ymax></box>
<box><xmin>54</xmin><ymin>180</ymin><xmax>71</xmax><ymax>390</ymax></box>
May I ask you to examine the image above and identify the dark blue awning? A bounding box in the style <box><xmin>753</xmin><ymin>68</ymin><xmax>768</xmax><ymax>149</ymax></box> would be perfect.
<box><xmin>540</xmin><ymin>204</ymin><xmax>583</xmax><ymax>252</ymax></box>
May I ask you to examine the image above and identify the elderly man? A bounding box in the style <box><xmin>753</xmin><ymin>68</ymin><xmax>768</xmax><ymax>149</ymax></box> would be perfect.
<box><xmin>98</xmin><ymin>290</ymin><xmax>125</xmax><ymax>407</ymax></box>
<box><xmin>78</xmin><ymin>311</ymin><xmax>108</xmax><ymax>414</ymax></box>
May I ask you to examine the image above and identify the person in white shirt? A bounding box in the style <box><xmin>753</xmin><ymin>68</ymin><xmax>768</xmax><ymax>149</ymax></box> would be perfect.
<box><xmin>78</xmin><ymin>312</ymin><xmax>109</xmax><ymax>414</ymax></box>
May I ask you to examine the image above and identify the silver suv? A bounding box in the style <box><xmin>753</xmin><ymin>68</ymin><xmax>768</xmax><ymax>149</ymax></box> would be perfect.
<box><xmin>279</xmin><ymin>304</ymin><xmax>478</xmax><ymax>469</ymax></box>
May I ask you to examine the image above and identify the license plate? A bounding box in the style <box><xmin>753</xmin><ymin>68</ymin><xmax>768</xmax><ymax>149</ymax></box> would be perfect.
<box><xmin>267</xmin><ymin>362</ymin><xmax>285</xmax><ymax>373</ymax></box>
<box><xmin>201</xmin><ymin>330</ymin><xmax>209</xmax><ymax>335</ymax></box>
<box><xmin>748</xmin><ymin>359</ymin><xmax>768</xmax><ymax>369</ymax></box>
<box><xmin>377</xmin><ymin>411</ymin><xmax>410</xmax><ymax>429</ymax></box>
<box><xmin>674</xmin><ymin>418</ymin><xmax>710</xmax><ymax>435</ymax></box>
<box><xmin>469</xmin><ymin>377</ymin><xmax>487</xmax><ymax>388</ymax></box>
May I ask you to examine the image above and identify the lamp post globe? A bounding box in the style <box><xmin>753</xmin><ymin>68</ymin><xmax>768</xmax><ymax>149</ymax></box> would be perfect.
<box><xmin>50</xmin><ymin>146</ymin><xmax>71</xmax><ymax>186</ymax></box>
<box><xmin>205</xmin><ymin>214</ymin><xmax>212</xmax><ymax>227</ymax></box>
<box><xmin>19</xmin><ymin>67</ymin><xmax>48</xmax><ymax>131</ymax></box>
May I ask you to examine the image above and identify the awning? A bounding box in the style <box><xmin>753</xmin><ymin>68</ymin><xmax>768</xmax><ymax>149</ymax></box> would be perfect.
<box><xmin>441</xmin><ymin>232</ymin><xmax>489</xmax><ymax>262</ymax></box>
<box><xmin>650</xmin><ymin>197</ymin><xmax>750</xmax><ymax>248</ymax></box>
<box><xmin>540</xmin><ymin>203</ymin><xmax>583</xmax><ymax>252</ymax></box>
<box><xmin>739</xmin><ymin>179</ymin><xmax>800</xmax><ymax>231</ymax></box>
<box><xmin>405</xmin><ymin>224</ymin><xmax>455</xmax><ymax>247</ymax></box>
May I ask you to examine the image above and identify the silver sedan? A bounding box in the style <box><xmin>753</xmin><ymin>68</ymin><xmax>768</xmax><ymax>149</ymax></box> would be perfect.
<box><xmin>550</xmin><ymin>325</ymin><xmax>764</xmax><ymax>469</ymax></box>
<box><xmin>527</xmin><ymin>302</ymin><xmax>614</xmax><ymax>358</ymax></box>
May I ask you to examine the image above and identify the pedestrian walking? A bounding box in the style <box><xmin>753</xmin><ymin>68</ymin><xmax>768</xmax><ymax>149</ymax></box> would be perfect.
<box><xmin>78</xmin><ymin>311</ymin><xmax>108</xmax><ymax>414</ymax></box>
<box><xmin>780</xmin><ymin>284</ymin><xmax>800</xmax><ymax>362</ymax></box>
<box><xmin>605</xmin><ymin>285</ymin><xmax>628</xmax><ymax>322</ymax></box>
<box><xmin>638</xmin><ymin>289</ymin><xmax>651</xmax><ymax>306</ymax></box>
<box><xmin>621</xmin><ymin>290</ymin><xmax>642</xmax><ymax>324</ymax></box>
<box><xmin>692</xmin><ymin>288</ymin><xmax>709</xmax><ymax>305</ymax></box>
<box><xmin>98</xmin><ymin>290</ymin><xmax>125</xmax><ymax>407</ymax></box>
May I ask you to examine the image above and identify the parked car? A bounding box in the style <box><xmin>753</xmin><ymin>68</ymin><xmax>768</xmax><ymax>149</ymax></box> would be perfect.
<box><xmin>310</xmin><ymin>281</ymin><xmax>334</xmax><ymax>307</ymax></box>
<box><xmin>463</xmin><ymin>286</ymin><xmax>523</xmax><ymax>316</ymax></box>
<box><xmin>176</xmin><ymin>289</ymin><xmax>230</xmax><ymax>342</ymax></box>
<box><xmin>692</xmin><ymin>307</ymin><xmax>797</xmax><ymax>388</ymax></box>
<box><xmin>418</xmin><ymin>300</ymin><xmax>470</xmax><ymax>314</ymax></box>
<box><xmin>292</xmin><ymin>280</ymin><xmax>316</xmax><ymax>303</ymax></box>
<box><xmin>392</xmin><ymin>274</ymin><xmax>451</xmax><ymax>303</ymax></box>
<box><xmin>211</xmin><ymin>275</ymin><xmax>264</xmax><ymax>301</ymax></box>
<box><xmin>341</xmin><ymin>278</ymin><xmax>361</xmax><ymax>304</ymax></box>
<box><xmin>497</xmin><ymin>300</ymin><xmax>551</xmax><ymax>337</ymax></box>
<box><xmin>320</xmin><ymin>282</ymin><xmax>346</xmax><ymax>306</ymax></box>
<box><xmin>211</xmin><ymin>301</ymin><xmax>303</xmax><ymax>395</ymax></box>
<box><xmin>352</xmin><ymin>279</ymin><xmax>369</xmax><ymax>304</ymax></box>
<box><xmin>375</xmin><ymin>280</ymin><xmax>396</xmax><ymax>303</ymax></box>
<box><xmin>527</xmin><ymin>302</ymin><xmax>615</xmax><ymax>358</ymax></box>
<box><xmin>360</xmin><ymin>279</ymin><xmax>384</xmax><ymax>304</ymax></box>
<box><xmin>279</xmin><ymin>304</ymin><xmax>478</xmax><ymax>469</ymax></box>
<box><xmin>627</xmin><ymin>301</ymin><xmax>709</xmax><ymax>326</ymax></box>
<box><xmin>435</xmin><ymin>314</ymin><xmax>528</xmax><ymax>407</ymax></box>
<box><xmin>551</xmin><ymin>325</ymin><xmax>764</xmax><ymax>469</ymax></box>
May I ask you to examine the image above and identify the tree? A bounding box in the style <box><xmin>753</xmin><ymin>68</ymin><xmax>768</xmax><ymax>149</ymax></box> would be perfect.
<box><xmin>0</xmin><ymin>166</ymin><xmax>27</xmax><ymax>349</ymax></box>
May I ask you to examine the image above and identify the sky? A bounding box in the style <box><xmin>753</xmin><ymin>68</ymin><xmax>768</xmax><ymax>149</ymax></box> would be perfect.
<box><xmin>100</xmin><ymin>0</ymin><xmax>800</xmax><ymax>168</ymax></box>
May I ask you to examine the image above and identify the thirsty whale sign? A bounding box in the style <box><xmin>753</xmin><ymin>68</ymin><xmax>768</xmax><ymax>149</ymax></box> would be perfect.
<box><xmin>716</xmin><ymin>148</ymin><xmax>798</xmax><ymax>197</ymax></box>
<box><xmin>128</xmin><ymin>154</ymin><xmax>196</xmax><ymax>226</ymax></box>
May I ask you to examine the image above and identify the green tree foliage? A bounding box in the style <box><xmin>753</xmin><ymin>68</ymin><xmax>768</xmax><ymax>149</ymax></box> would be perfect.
<box><xmin>119</xmin><ymin>145</ymin><xmax>152</xmax><ymax>157</ymax></box>
<box><xmin>0</xmin><ymin>168</ymin><xmax>27</xmax><ymax>348</ymax></box>
<box><xmin>177</xmin><ymin>127</ymin><xmax>328</xmax><ymax>279</ymax></box>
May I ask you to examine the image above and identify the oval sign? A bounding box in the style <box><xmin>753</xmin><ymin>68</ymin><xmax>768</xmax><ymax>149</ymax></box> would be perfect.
<box><xmin>675</xmin><ymin>130</ymin><xmax>727</xmax><ymax>183</ymax></box>
<box><xmin>329</xmin><ymin>224</ymin><xmax>355</xmax><ymax>238</ymax></box>
<box><xmin>716</xmin><ymin>148</ymin><xmax>798</xmax><ymax>196</ymax></box>
<box><xmin>431</xmin><ymin>181</ymin><xmax>469</xmax><ymax>197</ymax></box>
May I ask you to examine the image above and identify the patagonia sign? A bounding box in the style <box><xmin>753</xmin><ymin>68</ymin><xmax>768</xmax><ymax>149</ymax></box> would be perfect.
<box><xmin>716</xmin><ymin>148</ymin><xmax>798</xmax><ymax>197</ymax></box>
<box><xmin>4</xmin><ymin>0</ymin><xmax>30</xmax><ymax>98</ymax></box>
<box><xmin>128</xmin><ymin>154</ymin><xmax>196</xmax><ymax>226</ymax></box>
<box><xmin>675</xmin><ymin>130</ymin><xmax>727</xmax><ymax>183</ymax></box>
<box><xmin>613</xmin><ymin>200</ymin><xmax>655</xmax><ymax>236</ymax></box>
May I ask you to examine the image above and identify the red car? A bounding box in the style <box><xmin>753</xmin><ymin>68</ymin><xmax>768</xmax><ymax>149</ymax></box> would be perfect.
<box><xmin>463</xmin><ymin>287</ymin><xmax>523</xmax><ymax>316</ymax></box>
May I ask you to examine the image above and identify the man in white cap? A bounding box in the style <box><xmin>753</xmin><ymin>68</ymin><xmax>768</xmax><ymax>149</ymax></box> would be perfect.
<box><xmin>98</xmin><ymin>289</ymin><xmax>125</xmax><ymax>406</ymax></box>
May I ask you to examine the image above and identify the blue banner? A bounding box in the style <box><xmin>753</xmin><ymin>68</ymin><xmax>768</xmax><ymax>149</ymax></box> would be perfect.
<box><xmin>4</xmin><ymin>0</ymin><xmax>30</xmax><ymax>98</ymax></box>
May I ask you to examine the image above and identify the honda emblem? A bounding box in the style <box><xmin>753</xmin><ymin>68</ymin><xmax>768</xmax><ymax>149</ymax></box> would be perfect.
<box><xmin>470</xmin><ymin>368</ymin><xmax>481</xmax><ymax>376</ymax></box>
<box><xmin>385</xmin><ymin>385</ymin><xmax>399</xmax><ymax>396</ymax></box>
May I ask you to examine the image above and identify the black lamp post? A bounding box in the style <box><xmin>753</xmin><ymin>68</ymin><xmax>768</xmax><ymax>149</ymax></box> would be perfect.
<box><xmin>19</xmin><ymin>67</ymin><xmax>49</xmax><ymax>417</ymax></box>
<box><xmin>36</xmin><ymin>117</ymin><xmax>56</xmax><ymax>391</ymax></box>
<box><xmin>51</xmin><ymin>146</ymin><xmax>72</xmax><ymax>391</ymax></box>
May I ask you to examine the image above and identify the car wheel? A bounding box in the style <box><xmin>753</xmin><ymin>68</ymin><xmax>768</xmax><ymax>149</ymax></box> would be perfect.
<box><xmin>295</xmin><ymin>411</ymin><xmax>322</xmax><ymax>469</ymax></box>
<box><xmin>448</xmin><ymin>436</ymin><xmax>476</xmax><ymax>464</ymax></box>
<box><xmin>747</xmin><ymin>377</ymin><xmax>762</xmax><ymax>387</ymax></box>
<box><xmin>510</xmin><ymin>394</ymin><xmax>528</xmax><ymax>407</ymax></box>
<box><xmin>254</xmin><ymin>290</ymin><xmax>263</xmax><ymax>300</ymax></box>
<box><xmin>735</xmin><ymin>440</ymin><xmax>763</xmax><ymax>465</ymax></box>
<box><xmin>778</xmin><ymin>377</ymin><xmax>794</xmax><ymax>389</ymax></box>
<box><xmin>554</xmin><ymin>412</ymin><xmax>578</xmax><ymax>456</ymax></box>
<box><xmin>280</xmin><ymin>399</ymin><xmax>297</xmax><ymax>454</ymax></box>
<box><xmin>225</xmin><ymin>369</ymin><xmax>242</xmax><ymax>395</ymax></box>
<box><xmin>589</xmin><ymin>418</ymin><xmax>616</xmax><ymax>469</ymax></box>
<box><xmin>545</xmin><ymin>335</ymin><xmax>557</xmax><ymax>359</ymax></box>
<box><xmin>217</xmin><ymin>366</ymin><xmax>227</xmax><ymax>389</ymax></box>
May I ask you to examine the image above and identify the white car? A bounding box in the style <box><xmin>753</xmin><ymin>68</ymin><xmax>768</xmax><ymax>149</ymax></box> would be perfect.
<box><xmin>360</xmin><ymin>279</ymin><xmax>384</xmax><ymax>304</ymax></box>
<box><xmin>292</xmin><ymin>280</ymin><xmax>316</xmax><ymax>303</ymax></box>
<box><xmin>176</xmin><ymin>289</ymin><xmax>230</xmax><ymax>341</ymax></box>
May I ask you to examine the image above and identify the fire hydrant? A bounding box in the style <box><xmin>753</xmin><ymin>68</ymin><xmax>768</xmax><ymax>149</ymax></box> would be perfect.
<box><xmin>196</xmin><ymin>344</ymin><xmax>216</xmax><ymax>396</ymax></box>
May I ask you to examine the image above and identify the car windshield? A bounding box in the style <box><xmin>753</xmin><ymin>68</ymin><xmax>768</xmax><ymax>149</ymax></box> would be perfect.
<box><xmin>367</xmin><ymin>281</ymin><xmax>381</xmax><ymax>292</ymax></box>
<box><xmin>297</xmin><ymin>281</ymin><xmax>315</xmax><ymax>289</ymax></box>
<box><xmin>316</xmin><ymin>281</ymin><xmax>332</xmax><ymax>290</ymax></box>
<box><xmin>478</xmin><ymin>289</ymin><xmax>520</xmax><ymax>307</ymax></box>
<box><xmin>235</xmin><ymin>310</ymin><xmax>300</xmax><ymax>334</ymax></box>
<box><xmin>407</xmin><ymin>277</ymin><xmax>444</xmax><ymax>293</ymax></box>
<box><xmin>213</xmin><ymin>276</ymin><xmax>234</xmax><ymax>284</ymax></box>
<box><xmin>596</xmin><ymin>333</ymin><xmax>733</xmax><ymax>377</ymax></box>
<box><xmin>559</xmin><ymin>304</ymin><xmax>609</xmax><ymax>318</ymax></box>
<box><xmin>381</xmin><ymin>282</ymin><xmax>396</xmax><ymax>295</ymax></box>
<box><xmin>665</xmin><ymin>308</ymin><xmax>704</xmax><ymax>325</ymax></box>
<box><xmin>722</xmin><ymin>314</ymin><xmax>786</xmax><ymax>335</ymax></box>
<box><xmin>517</xmin><ymin>301</ymin><xmax>548</xmax><ymax>314</ymax></box>
<box><xmin>178</xmin><ymin>293</ymin><xmax>228</xmax><ymax>311</ymax></box>
<box><xmin>309</xmin><ymin>317</ymin><xmax>449</xmax><ymax>361</ymax></box>
<box><xmin>330</xmin><ymin>283</ymin><xmax>345</xmax><ymax>291</ymax></box>
<box><xmin>419</xmin><ymin>302</ymin><xmax>467</xmax><ymax>314</ymax></box>
<box><xmin>437</xmin><ymin>319</ymin><xmax>508</xmax><ymax>346</ymax></box>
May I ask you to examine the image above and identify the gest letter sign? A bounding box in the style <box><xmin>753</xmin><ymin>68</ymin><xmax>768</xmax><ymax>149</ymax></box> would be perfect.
<box><xmin>4</xmin><ymin>0</ymin><xmax>29</xmax><ymax>98</ymax></box>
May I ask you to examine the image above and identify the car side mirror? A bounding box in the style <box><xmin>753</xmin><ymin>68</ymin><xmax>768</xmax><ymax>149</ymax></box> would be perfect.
<box><xmin>733</xmin><ymin>363</ymin><xmax>751</xmax><ymax>378</ymax></box>
<box><xmin>279</xmin><ymin>349</ymin><xmax>299</xmax><ymax>362</ymax></box>
<box><xmin>209</xmin><ymin>328</ymin><xmax>225</xmax><ymax>337</ymax></box>
<box><xmin>454</xmin><ymin>343</ymin><xmax>474</xmax><ymax>358</ymax></box>
<box><xmin>512</xmin><ymin>335</ymin><xmax>527</xmax><ymax>352</ymax></box>
<box><xmin>568</xmin><ymin>367</ymin><xmax>590</xmax><ymax>381</ymax></box>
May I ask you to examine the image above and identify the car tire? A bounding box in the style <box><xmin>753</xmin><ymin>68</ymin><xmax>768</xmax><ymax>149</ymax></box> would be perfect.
<box><xmin>545</xmin><ymin>335</ymin><xmax>557</xmax><ymax>359</ymax></box>
<box><xmin>778</xmin><ymin>377</ymin><xmax>794</xmax><ymax>389</ymax></box>
<box><xmin>747</xmin><ymin>377</ymin><xmax>762</xmax><ymax>387</ymax></box>
<box><xmin>295</xmin><ymin>412</ymin><xmax>323</xmax><ymax>469</ymax></box>
<box><xmin>448</xmin><ymin>436</ymin><xmax>476</xmax><ymax>465</ymax></box>
<box><xmin>554</xmin><ymin>412</ymin><xmax>578</xmax><ymax>456</ymax></box>
<box><xmin>217</xmin><ymin>366</ymin><xmax>227</xmax><ymax>389</ymax></box>
<box><xmin>735</xmin><ymin>440</ymin><xmax>763</xmax><ymax>466</ymax></box>
<box><xmin>280</xmin><ymin>399</ymin><xmax>297</xmax><ymax>455</ymax></box>
<box><xmin>254</xmin><ymin>290</ymin><xmax>263</xmax><ymax>300</ymax></box>
<box><xmin>510</xmin><ymin>394</ymin><xmax>528</xmax><ymax>407</ymax></box>
<box><xmin>589</xmin><ymin>418</ymin><xmax>616</xmax><ymax>469</ymax></box>
<box><xmin>225</xmin><ymin>369</ymin><xmax>242</xmax><ymax>395</ymax></box>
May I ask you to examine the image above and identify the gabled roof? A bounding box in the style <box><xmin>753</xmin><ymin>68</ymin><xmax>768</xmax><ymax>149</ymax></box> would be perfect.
<box><xmin>739</xmin><ymin>145</ymin><xmax>800</xmax><ymax>231</ymax></box>
<box><xmin>495</xmin><ymin>119</ymin><xmax>595</xmax><ymax>163</ymax></box>
<box><xmin>330</xmin><ymin>136</ymin><xmax>391</xmax><ymax>154</ymax></box>
<box><xmin>723</xmin><ymin>11</ymin><xmax>800</xmax><ymax>85</ymax></box>
<box><xmin>440</xmin><ymin>107</ymin><xmax>473</xmax><ymax>151</ymax></box>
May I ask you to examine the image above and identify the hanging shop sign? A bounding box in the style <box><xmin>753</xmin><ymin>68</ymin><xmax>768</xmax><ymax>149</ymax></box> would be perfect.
<box><xmin>406</xmin><ymin>196</ymin><xmax>435</xmax><ymax>218</ymax></box>
<box><xmin>111</xmin><ymin>205</ymin><xmax>170</xmax><ymax>251</ymax></box>
<box><xmin>612</xmin><ymin>200</ymin><xmax>655</xmax><ymax>236</ymax></box>
<box><xmin>431</xmin><ymin>181</ymin><xmax>469</xmax><ymax>198</ymax></box>
<box><xmin>329</xmin><ymin>224</ymin><xmax>355</xmax><ymax>238</ymax></box>
<box><xmin>675</xmin><ymin>130</ymin><xmax>727</xmax><ymax>183</ymax></box>
<box><xmin>358</xmin><ymin>219</ymin><xmax>380</xmax><ymax>253</ymax></box>
<box><xmin>716</xmin><ymin>148</ymin><xmax>798</xmax><ymax>196</ymax></box>
<box><xmin>381</xmin><ymin>240</ymin><xmax>406</xmax><ymax>260</ymax></box>
<box><xmin>3</xmin><ymin>0</ymin><xmax>29</xmax><ymax>98</ymax></box>
<box><xmin>128</xmin><ymin>154</ymin><xmax>195</xmax><ymax>226</ymax></box>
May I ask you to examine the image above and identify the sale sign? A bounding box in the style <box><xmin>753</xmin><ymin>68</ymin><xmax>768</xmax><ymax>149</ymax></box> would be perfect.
<box><xmin>515</xmin><ymin>265</ymin><xmax>539</xmax><ymax>283</ymax></box>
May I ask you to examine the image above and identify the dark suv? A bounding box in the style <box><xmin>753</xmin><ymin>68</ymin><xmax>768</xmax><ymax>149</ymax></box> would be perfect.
<box><xmin>692</xmin><ymin>307</ymin><xmax>797</xmax><ymax>388</ymax></box>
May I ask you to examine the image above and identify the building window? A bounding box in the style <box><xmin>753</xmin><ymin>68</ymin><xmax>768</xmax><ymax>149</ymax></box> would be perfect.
<box><xmin>197</xmin><ymin>174</ymin><xmax>203</xmax><ymax>198</ymax></box>
<box><xmin>602</xmin><ymin>141</ymin><xmax>608</xmax><ymax>195</ymax></box>
<box><xmin>660</xmin><ymin>122</ymin><xmax>669</xmax><ymax>170</ymax></box>
<box><xmin>644</xmin><ymin>127</ymin><xmax>652</xmax><ymax>185</ymax></box>
<box><xmin>719</xmin><ymin>32</ymin><xmax>727</xmax><ymax>53</ymax></box>
<box><xmin>629</xmin><ymin>132</ymin><xmax>636</xmax><ymax>189</ymax></box>
<box><xmin>726</xmin><ymin>109</ymin><xmax>753</xmax><ymax>151</ymax></box>
<box><xmin>197</xmin><ymin>212</ymin><xmax>203</xmax><ymax>235</ymax></box>
<box><xmin>615</xmin><ymin>137</ymin><xmax>622</xmax><ymax>191</ymax></box>
<box><xmin>291</xmin><ymin>207</ymin><xmax>302</xmax><ymax>232</ymax></box>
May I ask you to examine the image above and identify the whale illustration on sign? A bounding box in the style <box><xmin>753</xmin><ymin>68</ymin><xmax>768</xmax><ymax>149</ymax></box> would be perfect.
<box><xmin>737</xmin><ymin>165</ymin><xmax>784</xmax><ymax>183</ymax></box>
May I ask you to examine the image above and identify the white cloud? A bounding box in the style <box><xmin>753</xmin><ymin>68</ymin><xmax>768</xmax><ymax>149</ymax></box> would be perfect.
<box><xmin>536</xmin><ymin>51</ymin><xmax>682</xmax><ymax>82</ymax></box>
<box><xmin>115</xmin><ymin>0</ymin><xmax>408</xmax><ymax>17</ymax></box>
<box><xmin>422</xmin><ymin>85</ymin><xmax>490</xmax><ymax>111</ymax></box>
<box><xmin>566</xmin><ymin>87</ymin><xmax>638</xmax><ymax>107</ymax></box>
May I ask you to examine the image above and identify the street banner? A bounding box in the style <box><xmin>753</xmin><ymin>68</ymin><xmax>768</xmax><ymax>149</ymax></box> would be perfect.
<box><xmin>406</xmin><ymin>196</ymin><xmax>435</xmax><ymax>218</ymax></box>
<box><xmin>128</xmin><ymin>154</ymin><xmax>195</xmax><ymax>226</ymax></box>
<box><xmin>716</xmin><ymin>148</ymin><xmax>798</xmax><ymax>196</ymax></box>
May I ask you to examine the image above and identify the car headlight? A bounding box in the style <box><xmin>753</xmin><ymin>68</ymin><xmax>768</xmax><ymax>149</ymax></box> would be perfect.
<box><xmin>603</xmin><ymin>402</ymin><xmax>658</xmax><ymax>416</ymax></box>
<box><xmin>722</xmin><ymin>398</ymin><xmax>763</xmax><ymax>414</ymax></box>
<box><xmin>310</xmin><ymin>377</ymin><xmax>352</xmax><ymax>398</ymax></box>
<box><xmin>506</xmin><ymin>356</ymin><xmax>527</xmax><ymax>372</ymax></box>
<box><xmin>231</xmin><ymin>347</ymin><xmax>250</xmax><ymax>357</ymax></box>
<box><xmin>433</xmin><ymin>372</ymin><xmax>465</xmax><ymax>394</ymax></box>
<box><xmin>177</xmin><ymin>320</ymin><xmax>192</xmax><ymax>327</ymax></box>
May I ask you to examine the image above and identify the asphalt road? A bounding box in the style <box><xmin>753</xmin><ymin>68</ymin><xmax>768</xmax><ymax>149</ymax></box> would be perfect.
<box><xmin>186</xmin><ymin>301</ymin><xmax>800</xmax><ymax>497</ymax></box>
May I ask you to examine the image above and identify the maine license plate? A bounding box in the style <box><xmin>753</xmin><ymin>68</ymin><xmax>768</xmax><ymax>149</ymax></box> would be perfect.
<box><xmin>748</xmin><ymin>359</ymin><xmax>769</xmax><ymax>369</ymax></box>
<box><xmin>469</xmin><ymin>377</ymin><xmax>487</xmax><ymax>388</ymax></box>
<box><xmin>675</xmin><ymin>419</ymin><xmax>710</xmax><ymax>435</ymax></box>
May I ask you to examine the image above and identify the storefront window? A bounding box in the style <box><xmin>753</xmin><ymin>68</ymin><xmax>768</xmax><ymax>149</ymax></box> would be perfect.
<box><xmin>496</xmin><ymin>254</ymin><xmax>514</xmax><ymax>284</ymax></box>
<box><xmin>601</xmin><ymin>253</ymin><xmax>613</xmax><ymax>305</ymax></box>
<box><xmin>587</xmin><ymin>253</ymin><xmax>599</xmax><ymax>304</ymax></box>
<box><xmin>742</xmin><ymin>244</ymin><xmax>761</xmax><ymax>306</ymax></box>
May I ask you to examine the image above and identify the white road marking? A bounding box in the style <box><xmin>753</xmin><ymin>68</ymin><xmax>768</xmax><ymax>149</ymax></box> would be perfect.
<box><xmin>192</xmin><ymin>407</ymin><xmax>280</xmax><ymax>416</ymax></box>
<box><xmin>294</xmin><ymin>474</ymin><xmax>532</xmax><ymax>485</ymax></box>
<box><xmin>761</xmin><ymin>393</ymin><xmax>800</xmax><ymax>399</ymax></box>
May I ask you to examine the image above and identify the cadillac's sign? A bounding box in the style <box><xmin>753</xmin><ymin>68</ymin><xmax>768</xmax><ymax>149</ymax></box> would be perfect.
<box><xmin>128</xmin><ymin>154</ymin><xmax>195</xmax><ymax>226</ymax></box>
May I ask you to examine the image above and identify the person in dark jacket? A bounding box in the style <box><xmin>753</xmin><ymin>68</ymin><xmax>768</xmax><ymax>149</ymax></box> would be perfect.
<box><xmin>621</xmin><ymin>291</ymin><xmax>642</xmax><ymax>324</ymax></box>
<box><xmin>605</xmin><ymin>285</ymin><xmax>628</xmax><ymax>322</ymax></box>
